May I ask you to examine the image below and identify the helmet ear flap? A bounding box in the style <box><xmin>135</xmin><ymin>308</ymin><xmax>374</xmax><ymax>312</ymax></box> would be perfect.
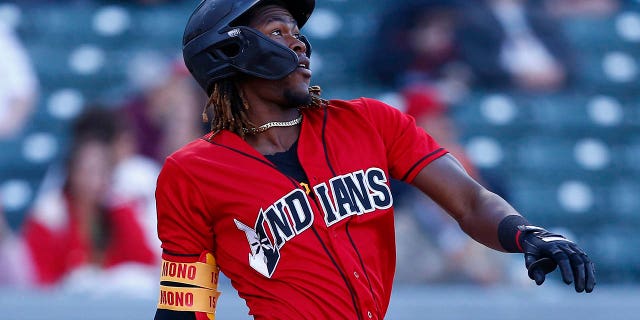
<box><xmin>208</xmin><ymin>38</ymin><xmax>242</xmax><ymax>61</ymax></box>
<box><xmin>229</xmin><ymin>27</ymin><xmax>299</xmax><ymax>80</ymax></box>
<box><xmin>300</xmin><ymin>35</ymin><xmax>312</xmax><ymax>58</ymax></box>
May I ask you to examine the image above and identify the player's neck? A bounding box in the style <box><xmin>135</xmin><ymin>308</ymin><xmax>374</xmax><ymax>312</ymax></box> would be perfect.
<box><xmin>245</xmin><ymin>125</ymin><xmax>300</xmax><ymax>155</ymax></box>
<box><xmin>241</xmin><ymin>90</ymin><xmax>302</xmax><ymax>154</ymax></box>
<box><xmin>248</xmin><ymin>106</ymin><xmax>299</xmax><ymax>128</ymax></box>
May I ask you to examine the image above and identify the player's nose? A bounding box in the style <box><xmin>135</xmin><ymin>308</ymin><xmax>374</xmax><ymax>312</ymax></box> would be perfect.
<box><xmin>288</xmin><ymin>36</ymin><xmax>307</xmax><ymax>55</ymax></box>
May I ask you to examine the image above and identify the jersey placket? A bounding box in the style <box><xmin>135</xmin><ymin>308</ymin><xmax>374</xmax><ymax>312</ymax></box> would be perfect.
<box><xmin>300</xmin><ymin>169</ymin><xmax>380</xmax><ymax>318</ymax></box>
<box><xmin>328</xmin><ymin>221</ymin><xmax>381</xmax><ymax>320</ymax></box>
<box><xmin>298</xmin><ymin>106</ymin><xmax>384</xmax><ymax>319</ymax></box>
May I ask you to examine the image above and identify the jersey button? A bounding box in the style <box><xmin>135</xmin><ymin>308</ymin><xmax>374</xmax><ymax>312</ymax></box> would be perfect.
<box><xmin>367</xmin><ymin>311</ymin><xmax>373</xmax><ymax>319</ymax></box>
<box><xmin>353</xmin><ymin>271</ymin><xmax>359</xmax><ymax>279</ymax></box>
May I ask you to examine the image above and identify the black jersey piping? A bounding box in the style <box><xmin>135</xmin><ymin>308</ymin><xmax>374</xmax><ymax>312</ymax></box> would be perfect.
<box><xmin>207</xmin><ymin>140</ymin><xmax>278</xmax><ymax>169</ymax></box>
<box><xmin>206</xmin><ymin>140</ymin><xmax>306</xmax><ymax>189</ymax></box>
<box><xmin>400</xmin><ymin>148</ymin><xmax>445</xmax><ymax>181</ymax></box>
<box><xmin>320</xmin><ymin>105</ymin><xmax>366</xmax><ymax>319</ymax></box>
<box><xmin>311</xmin><ymin>226</ymin><xmax>363</xmax><ymax>320</ymax></box>
<box><xmin>321</xmin><ymin>106</ymin><xmax>337</xmax><ymax>176</ymax></box>
<box><xmin>345</xmin><ymin>222</ymin><xmax>382</xmax><ymax>316</ymax></box>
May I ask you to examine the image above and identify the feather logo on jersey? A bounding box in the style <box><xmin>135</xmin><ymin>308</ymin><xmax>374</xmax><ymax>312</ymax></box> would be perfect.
<box><xmin>235</xmin><ymin>168</ymin><xmax>392</xmax><ymax>278</ymax></box>
<box><xmin>234</xmin><ymin>189</ymin><xmax>314</xmax><ymax>278</ymax></box>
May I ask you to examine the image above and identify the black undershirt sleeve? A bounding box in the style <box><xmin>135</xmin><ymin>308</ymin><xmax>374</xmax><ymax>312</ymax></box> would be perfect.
<box><xmin>155</xmin><ymin>281</ymin><xmax>199</xmax><ymax>320</ymax></box>
<box><xmin>154</xmin><ymin>309</ymin><xmax>196</xmax><ymax>320</ymax></box>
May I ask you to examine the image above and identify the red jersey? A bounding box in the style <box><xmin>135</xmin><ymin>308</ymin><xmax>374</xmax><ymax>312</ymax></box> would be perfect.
<box><xmin>156</xmin><ymin>98</ymin><xmax>447</xmax><ymax>319</ymax></box>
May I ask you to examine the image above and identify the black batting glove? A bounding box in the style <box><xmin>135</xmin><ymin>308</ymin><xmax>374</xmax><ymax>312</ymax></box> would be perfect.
<box><xmin>518</xmin><ymin>226</ymin><xmax>596</xmax><ymax>293</ymax></box>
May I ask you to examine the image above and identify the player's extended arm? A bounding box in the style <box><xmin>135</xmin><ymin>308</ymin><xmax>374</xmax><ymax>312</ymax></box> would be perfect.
<box><xmin>411</xmin><ymin>153</ymin><xmax>595</xmax><ymax>292</ymax></box>
<box><xmin>412</xmin><ymin>154</ymin><xmax>515</xmax><ymax>250</ymax></box>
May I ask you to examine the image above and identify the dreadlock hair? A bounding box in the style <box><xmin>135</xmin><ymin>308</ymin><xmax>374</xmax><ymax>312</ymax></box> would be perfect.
<box><xmin>202</xmin><ymin>78</ymin><xmax>251</xmax><ymax>138</ymax></box>
<box><xmin>202</xmin><ymin>79</ymin><xmax>329</xmax><ymax>139</ymax></box>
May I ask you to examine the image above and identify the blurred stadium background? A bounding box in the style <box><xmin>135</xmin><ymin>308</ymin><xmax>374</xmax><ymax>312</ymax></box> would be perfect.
<box><xmin>0</xmin><ymin>0</ymin><xmax>639</xmax><ymax>318</ymax></box>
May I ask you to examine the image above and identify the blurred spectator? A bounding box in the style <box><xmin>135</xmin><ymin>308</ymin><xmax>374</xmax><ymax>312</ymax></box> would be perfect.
<box><xmin>402</xmin><ymin>85</ymin><xmax>479</xmax><ymax>179</ymax></box>
<box><xmin>394</xmin><ymin>85</ymin><xmax>509</xmax><ymax>285</ymax></box>
<box><xmin>122</xmin><ymin>55</ymin><xmax>206</xmax><ymax>162</ymax></box>
<box><xmin>0</xmin><ymin>198</ymin><xmax>34</xmax><ymax>286</ymax></box>
<box><xmin>2</xmin><ymin>108</ymin><xmax>158</xmax><ymax>288</ymax></box>
<box><xmin>457</xmin><ymin>0</ymin><xmax>577</xmax><ymax>92</ymax></box>
<box><xmin>109</xmin><ymin>107</ymin><xmax>162</xmax><ymax>256</ymax></box>
<box><xmin>369</xmin><ymin>0</ymin><xmax>576</xmax><ymax>97</ymax></box>
<box><xmin>540</xmin><ymin>0</ymin><xmax>620</xmax><ymax>18</ymax></box>
<box><xmin>0</xmin><ymin>20</ymin><xmax>39</xmax><ymax>139</ymax></box>
<box><xmin>369</xmin><ymin>0</ymin><xmax>466</xmax><ymax>92</ymax></box>
<box><xmin>395</xmin><ymin>189</ymin><xmax>510</xmax><ymax>285</ymax></box>
<box><xmin>74</xmin><ymin>106</ymin><xmax>162</xmax><ymax>263</ymax></box>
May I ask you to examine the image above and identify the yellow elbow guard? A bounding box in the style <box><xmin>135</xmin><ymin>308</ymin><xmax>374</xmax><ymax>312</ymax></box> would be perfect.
<box><xmin>157</xmin><ymin>252</ymin><xmax>221</xmax><ymax>318</ymax></box>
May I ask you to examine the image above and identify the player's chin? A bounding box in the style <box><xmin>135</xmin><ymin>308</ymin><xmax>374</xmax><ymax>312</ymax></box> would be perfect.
<box><xmin>287</xmin><ymin>77</ymin><xmax>311</xmax><ymax>94</ymax></box>
<box><xmin>283</xmin><ymin>87</ymin><xmax>312</xmax><ymax>109</ymax></box>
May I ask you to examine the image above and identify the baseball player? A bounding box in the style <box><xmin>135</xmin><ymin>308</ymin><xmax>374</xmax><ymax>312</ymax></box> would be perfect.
<box><xmin>154</xmin><ymin>0</ymin><xmax>596</xmax><ymax>319</ymax></box>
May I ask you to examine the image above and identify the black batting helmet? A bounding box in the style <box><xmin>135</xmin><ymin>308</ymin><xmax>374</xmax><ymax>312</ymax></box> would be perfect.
<box><xmin>182</xmin><ymin>0</ymin><xmax>315</xmax><ymax>94</ymax></box>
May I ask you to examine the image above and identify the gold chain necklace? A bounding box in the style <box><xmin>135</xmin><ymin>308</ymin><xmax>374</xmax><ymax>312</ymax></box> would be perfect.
<box><xmin>242</xmin><ymin>114</ymin><xmax>303</xmax><ymax>134</ymax></box>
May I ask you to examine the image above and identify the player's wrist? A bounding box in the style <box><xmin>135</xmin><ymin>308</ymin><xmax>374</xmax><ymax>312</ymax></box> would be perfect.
<box><xmin>517</xmin><ymin>225</ymin><xmax>572</xmax><ymax>247</ymax></box>
<box><xmin>497</xmin><ymin>215</ymin><xmax>531</xmax><ymax>253</ymax></box>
